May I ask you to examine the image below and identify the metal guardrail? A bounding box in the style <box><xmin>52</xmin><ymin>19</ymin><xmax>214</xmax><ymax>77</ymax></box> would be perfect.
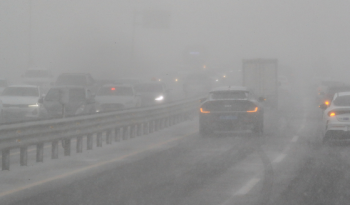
<box><xmin>0</xmin><ymin>97</ymin><xmax>201</xmax><ymax>170</ymax></box>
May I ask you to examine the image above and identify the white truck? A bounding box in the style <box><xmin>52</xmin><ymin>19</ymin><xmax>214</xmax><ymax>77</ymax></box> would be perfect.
<box><xmin>242</xmin><ymin>59</ymin><xmax>278</xmax><ymax>108</ymax></box>
<box><xmin>22</xmin><ymin>68</ymin><xmax>54</xmax><ymax>94</ymax></box>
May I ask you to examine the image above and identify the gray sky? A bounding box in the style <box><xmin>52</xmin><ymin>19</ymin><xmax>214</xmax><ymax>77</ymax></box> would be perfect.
<box><xmin>1</xmin><ymin>0</ymin><xmax>350</xmax><ymax>81</ymax></box>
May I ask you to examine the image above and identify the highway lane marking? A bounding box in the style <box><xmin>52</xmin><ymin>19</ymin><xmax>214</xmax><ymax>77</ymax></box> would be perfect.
<box><xmin>234</xmin><ymin>177</ymin><xmax>261</xmax><ymax>196</ymax></box>
<box><xmin>0</xmin><ymin>131</ymin><xmax>196</xmax><ymax>198</ymax></box>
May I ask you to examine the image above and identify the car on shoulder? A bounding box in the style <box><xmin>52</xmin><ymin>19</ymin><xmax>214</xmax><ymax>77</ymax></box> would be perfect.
<box><xmin>95</xmin><ymin>84</ymin><xmax>141</xmax><ymax>112</ymax></box>
<box><xmin>320</xmin><ymin>92</ymin><xmax>350</xmax><ymax>143</ymax></box>
<box><xmin>40</xmin><ymin>86</ymin><xmax>99</xmax><ymax>118</ymax></box>
<box><xmin>0</xmin><ymin>85</ymin><xmax>47</xmax><ymax>122</ymax></box>
<box><xmin>199</xmin><ymin>86</ymin><xmax>264</xmax><ymax>136</ymax></box>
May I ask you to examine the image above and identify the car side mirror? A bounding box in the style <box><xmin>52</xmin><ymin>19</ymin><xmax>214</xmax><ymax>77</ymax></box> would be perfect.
<box><xmin>258</xmin><ymin>97</ymin><xmax>266</xmax><ymax>102</ymax></box>
<box><xmin>319</xmin><ymin>103</ymin><xmax>328</xmax><ymax>110</ymax></box>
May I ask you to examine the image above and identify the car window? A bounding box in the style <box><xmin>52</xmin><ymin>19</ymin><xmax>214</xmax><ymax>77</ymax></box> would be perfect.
<box><xmin>333</xmin><ymin>95</ymin><xmax>350</xmax><ymax>106</ymax></box>
<box><xmin>45</xmin><ymin>88</ymin><xmax>61</xmax><ymax>101</ymax></box>
<box><xmin>97</xmin><ymin>87</ymin><xmax>134</xmax><ymax>96</ymax></box>
<box><xmin>210</xmin><ymin>91</ymin><xmax>248</xmax><ymax>100</ymax></box>
<box><xmin>69</xmin><ymin>88</ymin><xmax>86</xmax><ymax>102</ymax></box>
<box><xmin>2</xmin><ymin>87</ymin><xmax>39</xmax><ymax>97</ymax></box>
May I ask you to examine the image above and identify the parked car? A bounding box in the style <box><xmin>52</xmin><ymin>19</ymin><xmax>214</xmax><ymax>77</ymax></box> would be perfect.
<box><xmin>95</xmin><ymin>84</ymin><xmax>141</xmax><ymax>112</ymax></box>
<box><xmin>40</xmin><ymin>86</ymin><xmax>99</xmax><ymax>118</ymax></box>
<box><xmin>199</xmin><ymin>86</ymin><xmax>264</xmax><ymax>137</ymax></box>
<box><xmin>134</xmin><ymin>82</ymin><xmax>171</xmax><ymax>106</ymax></box>
<box><xmin>0</xmin><ymin>85</ymin><xmax>46</xmax><ymax>122</ymax></box>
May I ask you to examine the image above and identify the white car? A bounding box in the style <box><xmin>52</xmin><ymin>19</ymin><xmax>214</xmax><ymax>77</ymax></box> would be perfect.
<box><xmin>95</xmin><ymin>84</ymin><xmax>141</xmax><ymax>112</ymax></box>
<box><xmin>0</xmin><ymin>85</ymin><xmax>46</xmax><ymax>122</ymax></box>
<box><xmin>320</xmin><ymin>92</ymin><xmax>350</xmax><ymax>143</ymax></box>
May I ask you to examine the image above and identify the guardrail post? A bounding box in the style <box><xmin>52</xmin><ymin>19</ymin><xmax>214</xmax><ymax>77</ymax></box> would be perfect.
<box><xmin>149</xmin><ymin>121</ymin><xmax>154</xmax><ymax>133</ymax></box>
<box><xmin>64</xmin><ymin>139</ymin><xmax>71</xmax><ymax>156</ymax></box>
<box><xmin>124</xmin><ymin>126</ymin><xmax>130</xmax><ymax>140</ymax></box>
<box><xmin>154</xmin><ymin>119</ymin><xmax>159</xmax><ymax>132</ymax></box>
<box><xmin>137</xmin><ymin>124</ymin><xmax>143</xmax><ymax>136</ymax></box>
<box><xmin>97</xmin><ymin>132</ymin><xmax>103</xmax><ymax>147</ymax></box>
<box><xmin>36</xmin><ymin>143</ymin><xmax>44</xmax><ymax>162</ymax></box>
<box><xmin>131</xmin><ymin>125</ymin><xmax>136</xmax><ymax>138</ymax></box>
<box><xmin>115</xmin><ymin>127</ymin><xmax>122</xmax><ymax>141</ymax></box>
<box><xmin>2</xmin><ymin>149</ymin><xmax>10</xmax><ymax>170</ymax></box>
<box><xmin>106</xmin><ymin>130</ymin><xmax>112</xmax><ymax>144</ymax></box>
<box><xmin>52</xmin><ymin>140</ymin><xmax>59</xmax><ymax>159</ymax></box>
<box><xmin>87</xmin><ymin>134</ymin><xmax>93</xmax><ymax>150</ymax></box>
<box><xmin>20</xmin><ymin>146</ymin><xmax>28</xmax><ymax>166</ymax></box>
<box><xmin>144</xmin><ymin>122</ymin><xmax>149</xmax><ymax>135</ymax></box>
<box><xmin>77</xmin><ymin>136</ymin><xmax>83</xmax><ymax>153</ymax></box>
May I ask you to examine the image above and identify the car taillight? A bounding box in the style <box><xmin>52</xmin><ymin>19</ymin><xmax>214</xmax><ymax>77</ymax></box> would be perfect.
<box><xmin>328</xmin><ymin>111</ymin><xmax>336</xmax><ymax>117</ymax></box>
<box><xmin>200</xmin><ymin>107</ymin><xmax>210</xmax><ymax>114</ymax></box>
<box><xmin>247</xmin><ymin>107</ymin><xmax>258</xmax><ymax>113</ymax></box>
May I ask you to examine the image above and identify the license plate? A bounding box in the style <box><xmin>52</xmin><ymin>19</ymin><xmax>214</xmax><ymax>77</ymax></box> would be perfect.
<box><xmin>220</xmin><ymin>115</ymin><xmax>237</xmax><ymax>120</ymax></box>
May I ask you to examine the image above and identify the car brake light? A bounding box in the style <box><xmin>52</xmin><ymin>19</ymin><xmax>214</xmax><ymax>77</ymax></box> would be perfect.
<box><xmin>247</xmin><ymin>107</ymin><xmax>258</xmax><ymax>113</ymax></box>
<box><xmin>111</xmin><ymin>87</ymin><xmax>116</xmax><ymax>91</ymax></box>
<box><xmin>200</xmin><ymin>107</ymin><xmax>210</xmax><ymax>114</ymax></box>
<box><xmin>329</xmin><ymin>112</ymin><xmax>336</xmax><ymax>117</ymax></box>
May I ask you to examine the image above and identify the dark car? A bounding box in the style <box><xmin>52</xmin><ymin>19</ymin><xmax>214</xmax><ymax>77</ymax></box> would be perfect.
<box><xmin>40</xmin><ymin>86</ymin><xmax>99</xmax><ymax>118</ymax></box>
<box><xmin>134</xmin><ymin>82</ymin><xmax>171</xmax><ymax>106</ymax></box>
<box><xmin>199</xmin><ymin>86</ymin><xmax>264</xmax><ymax>136</ymax></box>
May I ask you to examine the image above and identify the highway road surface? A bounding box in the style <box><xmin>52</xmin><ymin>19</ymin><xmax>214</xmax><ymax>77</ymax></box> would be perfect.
<box><xmin>4</xmin><ymin>90</ymin><xmax>350</xmax><ymax>205</ymax></box>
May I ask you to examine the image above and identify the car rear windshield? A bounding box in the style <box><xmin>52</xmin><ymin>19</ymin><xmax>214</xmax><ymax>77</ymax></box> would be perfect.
<box><xmin>210</xmin><ymin>91</ymin><xmax>248</xmax><ymax>100</ymax></box>
<box><xmin>135</xmin><ymin>84</ymin><xmax>163</xmax><ymax>93</ymax></box>
<box><xmin>333</xmin><ymin>95</ymin><xmax>350</xmax><ymax>106</ymax></box>
<box><xmin>2</xmin><ymin>87</ymin><xmax>39</xmax><ymax>97</ymax></box>
<box><xmin>97</xmin><ymin>87</ymin><xmax>133</xmax><ymax>96</ymax></box>
<box><xmin>56</xmin><ymin>75</ymin><xmax>87</xmax><ymax>86</ymax></box>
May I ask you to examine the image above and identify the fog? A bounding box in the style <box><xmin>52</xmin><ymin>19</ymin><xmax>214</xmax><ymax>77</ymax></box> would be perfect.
<box><xmin>0</xmin><ymin>0</ymin><xmax>350</xmax><ymax>82</ymax></box>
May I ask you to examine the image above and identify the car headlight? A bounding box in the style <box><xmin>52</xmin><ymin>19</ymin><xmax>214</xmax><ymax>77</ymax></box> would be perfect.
<box><xmin>155</xmin><ymin>96</ymin><xmax>164</xmax><ymax>101</ymax></box>
<box><xmin>28</xmin><ymin>103</ymin><xmax>39</xmax><ymax>107</ymax></box>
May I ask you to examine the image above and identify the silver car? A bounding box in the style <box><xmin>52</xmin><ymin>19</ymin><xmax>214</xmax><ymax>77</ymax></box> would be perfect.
<box><xmin>0</xmin><ymin>85</ymin><xmax>46</xmax><ymax>122</ymax></box>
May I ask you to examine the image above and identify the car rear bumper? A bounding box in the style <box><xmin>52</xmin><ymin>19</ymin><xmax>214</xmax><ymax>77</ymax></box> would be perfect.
<box><xmin>199</xmin><ymin>112</ymin><xmax>260</xmax><ymax>132</ymax></box>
